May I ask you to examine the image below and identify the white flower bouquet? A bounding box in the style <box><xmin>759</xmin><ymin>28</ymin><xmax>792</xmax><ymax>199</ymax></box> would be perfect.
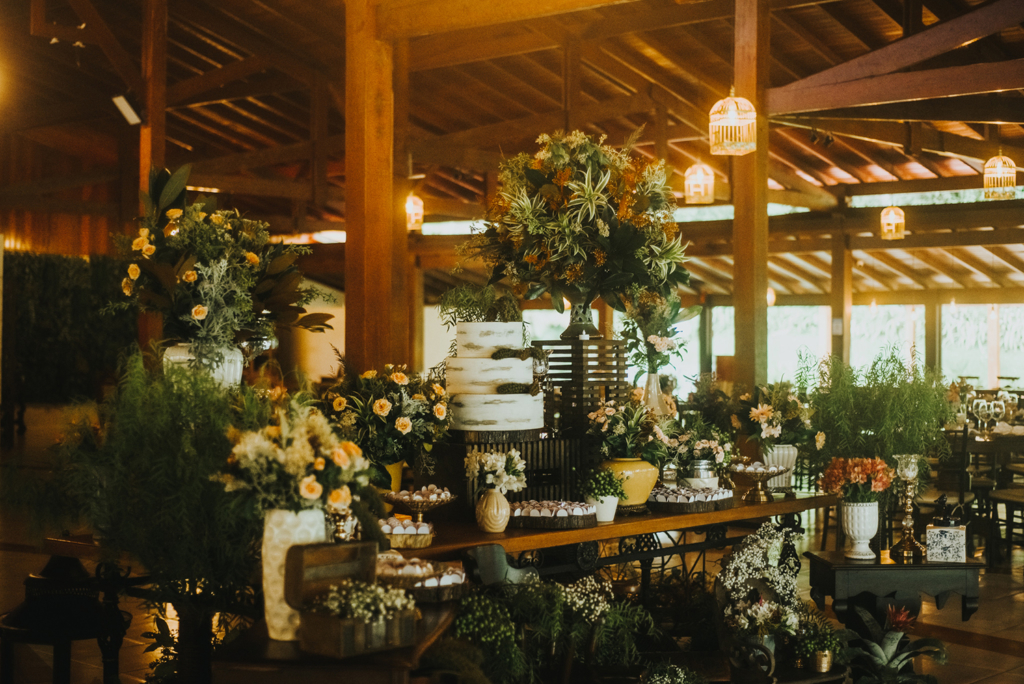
<box><xmin>465</xmin><ymin>448</ymin><xmax>527</xmax><ymax>495</ymax></box>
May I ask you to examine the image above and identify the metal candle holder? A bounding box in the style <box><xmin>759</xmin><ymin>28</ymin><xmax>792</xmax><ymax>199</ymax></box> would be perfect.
<box><xmin>891</xmin><ymin>454</ymin><xmax>926</xmax><ymax>561</ymax></box>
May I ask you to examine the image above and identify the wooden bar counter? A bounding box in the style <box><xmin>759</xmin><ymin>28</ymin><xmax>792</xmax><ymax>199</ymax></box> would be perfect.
<box><xmin>406</xmin><ymin>492</ymin><xmax>836</xmax><ymax>560</ymax></box>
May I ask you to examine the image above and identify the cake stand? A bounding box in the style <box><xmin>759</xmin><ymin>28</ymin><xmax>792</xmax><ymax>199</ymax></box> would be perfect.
<box><xmin>384</xmin><ymin>492</ymin><xmax>457</xmax><ymax>523</ymax></box>
<box><xmin>731</xmin><ymin>465</ymin><xmax>792</xmax><ymax>504</ymax></box>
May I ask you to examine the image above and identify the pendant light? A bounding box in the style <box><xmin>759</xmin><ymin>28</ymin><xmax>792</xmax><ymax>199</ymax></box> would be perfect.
<box><xmin>709</xmin><ymin>86</ymin><xmax>756</xmax><ymax>156</ymax></box>
<box><xmin>983</xmin><ymin>150</ymin><xmax>1017</xmax><ymax>200</ymax></box>
<box><xmin>880</xmin><ymin>205</ymin><xmax>905</xmax><ymax>240</ymax></box>
<box><xmin>405</xmin><ymin>192</ymin><xmax>424</xmax><ymax>232</ymax></box>
<box><xmin>684</xmin><ymin>163</ymin><xmax>715</xmax><ymax>204</ymax></box>
<box><xmin>766</xmin><ymin>287</ymin><xmax>776</xmax><ymax>307</ymax></box>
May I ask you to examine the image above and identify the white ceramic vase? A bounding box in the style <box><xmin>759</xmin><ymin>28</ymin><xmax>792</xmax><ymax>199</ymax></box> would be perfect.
<box><xmin>763</xmin><ymin>444</ymin><xmax>798</xmax><ymax>489</ymax></box>
<box><xmin>586</xmin><ymin>495</ymin><xmax>619</xmax><ymax>523</ymax></box>
<box><xmin>841</xmin><ymin>501</ymin><xmax>879</xmax><ymax>559</ymax></box>
<box><xmin>262</xmin><ymin>508</ymin><xmax>327</xmax><ymax>640</ymax></box>
<box><xmin>475</xmin><ymin>488</ymin><xmax>510</xmax><ymax>533</ymax></box>
<box><xmin>163</xmin><ymin>343</ymin><xmax>244</xmax><ymax>388</ymax></box>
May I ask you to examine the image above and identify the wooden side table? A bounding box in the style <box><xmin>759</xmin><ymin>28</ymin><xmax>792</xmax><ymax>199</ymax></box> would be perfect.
<box><xmin>804</xmin><ymin>551</ymin><xmax>981</xmax><ymax>625</ymax></box>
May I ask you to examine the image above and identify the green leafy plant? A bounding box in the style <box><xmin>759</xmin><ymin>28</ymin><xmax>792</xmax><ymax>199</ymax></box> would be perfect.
<box><xmin>620</xmin><ymin>286</ymin><xmax>699</xmax><ymax>379</ymax></box>
<box><xmin>679</xmin><ymin>373</ymin><xmax>736</xmax><ymax>436</ymax></box>
<box><xmin>579</xmin><ymin>467</ymin><xmax>627</xmax><ymax>500</ymax></box>
<box><xmin>587</xmin><ymin>398</ymin><xmax>668</xmax><ymax>466</ymax></box>
<box><xmin>454</xmin><ymin>593</ymin><xmax>530</xmax><ymax>684</ymax></box>
<box><xmin>731</xmin><ymin>381</ymin><xmax>811</xmax><ymax>449</ymax></box>
<box><xmin>795</xmin><ymin>603</ymin><xmax>844</xmax><ymax>659</ymax></box>
<box><xmin>667</xmin><ymin>414</ymin><xmax>734</xmax><ymax>475</ymax></box>
<box><xmin>438</xmin><ymin>283</ymin><xmax>522</xmax><ymax>327</ymax></box>
<box><xmin>308</xmin><ymin>579</ymin><xmax>415</xmax><ymax>622</ymax></box>
<box><xmin>841</xmin><ymin>606</ymin><xmax>947</xmax><ymax>683</ymax></box>
<box><xmin>645</xmin><ymin>660</ymin><xmax>709</xmax><ymax>684</ymax></box>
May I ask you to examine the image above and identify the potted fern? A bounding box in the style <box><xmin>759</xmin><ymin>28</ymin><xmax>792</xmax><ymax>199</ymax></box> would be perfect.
<box><xmin>579</xmin><ymin>467</ymin><xmax>628</xmax><ymax>522</ymax></box>
<box><xmin>795</xmin><ymin>603</ymin><xmax>846</xmax><ymax>673</ymax></box>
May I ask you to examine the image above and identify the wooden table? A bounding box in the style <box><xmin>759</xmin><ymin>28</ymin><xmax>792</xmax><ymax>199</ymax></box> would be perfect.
<box><xmin>408</xmin><ymin>492</ymin><xmax>836</xmax><ymax>561</ymax></box>
<box><xmin>213</xmin><ymin>604</ymin><xmax>455</xmax><ymax>684</ymax></box>
<box><xmin>805</xmin><ymin>550</ymin><xmax>981</xmax><ymax>625</ymax></box>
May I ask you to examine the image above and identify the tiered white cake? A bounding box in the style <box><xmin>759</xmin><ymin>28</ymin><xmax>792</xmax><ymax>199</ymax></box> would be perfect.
<box><xmin>447</xmin><ymin>322</ymin><xmax>544</xmax><ymax>432</ymax></box>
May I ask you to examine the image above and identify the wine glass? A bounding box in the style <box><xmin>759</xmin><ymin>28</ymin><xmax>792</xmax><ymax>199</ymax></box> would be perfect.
<box><xmin>977</xmin><ymin>401</ymin><xmax>992</xmax><ymax>438</ymax></box>
<box><xmin>991</xmin><ymin>399</ymin><xmax>1006</xmax><ymax>428</ymax></box>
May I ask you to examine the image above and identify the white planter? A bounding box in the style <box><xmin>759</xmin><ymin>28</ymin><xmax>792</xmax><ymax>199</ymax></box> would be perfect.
<box><xmin>262</xmin><ymin>508</ymin><xmax>327</xmax><ymax>640</ymax></box>
<box><xmin>764</xmin><ymin>444</ymin><xmax>798</xmax><ymax>489</ymax></box>
<box><xmin>163</xmin><ymin>343</ymin><xmax>244</xmax><ymax>388</ymax></box>
<box><xmin>841</xmin><ymin>501</ymin><xmax>879</xmax><ymax>560</ymax></box>
<box><xmin>586</xmin><ymin>495</ymin><xmax>619</xmax><ymax>523</ymax></box>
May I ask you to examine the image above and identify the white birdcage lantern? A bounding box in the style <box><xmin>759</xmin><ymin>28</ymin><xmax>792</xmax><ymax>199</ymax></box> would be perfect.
<box><xmin>983</xmin><ymin>152</ymin><xmax>1017</xmax><ymax>200</ymax></box>
<box><xmin>405</xmin><ymin>192</ymin><xmax>424</xmax><ymax>231</ymax></box>
<box><xmin>880</xmin><ymin>206</ymin><xmax>905</xmax><ymax>240</ymax></box>
<box><xmin>766</xmin><ymin>287</ymin><xmax>777</xmax><ymax>307</ymax></box>
<box><xmin>709</xmin><ymin>86</ymin><xmax>757</xmax><ymax>156</ymax></box>
<box><xmin>684</xmin><ymin>163</ymin><xmax>715</xmax><ymax>204</ymax></box>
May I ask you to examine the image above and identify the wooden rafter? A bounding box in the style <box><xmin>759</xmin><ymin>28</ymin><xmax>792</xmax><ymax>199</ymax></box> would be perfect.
<box><xmin>66</xmin><ymin>0</ymin><xmax>144</xmax><ymax>93</ymax></box>
<box><xmin>912</xmin><ymin>249</ymin><xmax>979</xmax><ymax>288</ymax></box>
<box><xmin>943</xmin><ymin>247</ymin><xmax>1018</xmax><ymax>287</ymax></box>
<box><xmin>782</xmin><ymin>95</ymin><xmax>1024</xmax><ymax>124</ymax></box>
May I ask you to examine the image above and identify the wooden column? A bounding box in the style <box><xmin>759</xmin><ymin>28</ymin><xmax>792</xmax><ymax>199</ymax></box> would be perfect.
<box><xmin>654</xmin><ymin>103</ymin><xmax>670</xmax><ymax>164</ymax></box>
<box><xmin>597</xmin><ymin>300</ymin><xmax>615</xmax><ymax>339</ymax></box>
<box><xmin>732</xmin><ymin>0</ymin><xmax>770</xmax><ymax>387</ymax></box>
<box><xmin>310</xmin><ymin>72</ymin><xmax>329</xmax><ymax>210</ymax></box>
<box><xmin>392</xmin><ymin>39</ymin><xmax>411</xmax><ymax>366</ymax></box>
<box><xmin>562</xmin><ymin>40</ymin><xmax>582</xmax><ymax>132</ymax></box>
<box><xmin>139</xmin><ymin>0</ymin><xmax>166</xmax><ymax>183</ymax></box>
<box><xmin>924</xmin><ymin>297</ymin><xmax>942</xmax><ymax>371</ymax></box>
<box><xmin>830</xmin><ymin>232</ymin><xmax>853</xmax><ymax>362</ymax></box>
<box><xmin>345</xmin><ymin>0</ymin><xmax>395</xmax><ymax>373</ymax></box>
<box><xmin>699</xmin><ymin>302</ymin><xmax>713</xmax><ymax>375</ymax></box>
<box><xmin>409</xmin><ymin>254</ymin><xmax>424</xmax><ymax>371</ymax></box>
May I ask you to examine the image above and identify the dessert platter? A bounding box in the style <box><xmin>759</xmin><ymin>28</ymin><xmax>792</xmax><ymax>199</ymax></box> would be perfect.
<box><xmin>377</xmin><ymin>517</ymin><xmax>434</xmax><ymax>549</ymax></box>
<box><xmin>385</xmin><ymin>485</ymin><xmax>457</xmax><ymax>523</ymax></box>
<box><xmin>730</xmin><ymin>462</ymin><xmax>793</xmax><ymax>503</ymax></box>
<box><xmin>375</xmin><ymin>551</ymin><xmax>468</xmax><ymax>602</ymax></box>
<box><xmin>509</xmin><ymin>500</ymin><xmax>597</xmax><ymax>529</ymax></box>
<box><xmin>647</xmin><ymin>485</ymin><xmax>735</xmax><ymax>513</ymax></box>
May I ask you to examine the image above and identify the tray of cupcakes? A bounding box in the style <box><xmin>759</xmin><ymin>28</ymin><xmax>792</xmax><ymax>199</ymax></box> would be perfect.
<box><xmin>647</xmin><ymin>485</ymin><xmax>735</xmax><ymax>514</ymax></box>
<box><xmin>378</xmin><ymin>517</ymin><xmax>434</xmax><ymax>549</ymax></box>
<box><xmin>509</xmin><ymin>500</ymin><xmax>598</xmax><ymax>529</ymax></box>
<box><xmin>376</xmin><ymin>551</ymin><xmax>469</xmax><ymax>603</ymax></box>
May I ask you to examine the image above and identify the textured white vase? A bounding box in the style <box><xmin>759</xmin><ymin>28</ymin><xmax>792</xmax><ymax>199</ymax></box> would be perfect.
<box><xmin>841</xmin><ymin>501</ymin><xmax>879</xmax><ymax>559</ymax></box>
<box><xmin>763</xmin><ymin>444</ymin><xmax>798</xmax><ymax>489</ymax></box>
<box><xmin>586</xmin><ymin>495</ymin><xmax>619</xmax><ymax>523</ymax></box>
<box><xmin>163</xmin><ymin>343</ymin><xmax>244</xmax><ymax>388</ymax></box>
<box><xmin>262</xmin><ymin>508</ymin><xmax>327</xmax><ymax>640</ymax></box>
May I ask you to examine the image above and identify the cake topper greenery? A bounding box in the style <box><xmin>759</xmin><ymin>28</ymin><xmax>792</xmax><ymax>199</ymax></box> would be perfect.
<box><xmin>462</xmin><ymin>129</ymin><xmax>690</xmax><ymax>314</ymax></box>
<box><xmin>437</xmin><ymin>283</ymin><xmax>522</xmax><ymax>327</ymax></box>
<box><xmin>107</xmin><ymin>165</ymin><xmax>333</xmax><ymax>369</ymax></box>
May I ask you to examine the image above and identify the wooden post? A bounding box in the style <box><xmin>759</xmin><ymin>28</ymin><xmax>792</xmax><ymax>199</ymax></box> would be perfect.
<box><xmin>830</xmin><ymin>232</ymin><xmax>853</xmax><ymax>362</ymax></box>
<box><xmin>409</xmin><ymin>253</ymin><xmax>424</xmax><ymax>371</ymax></box>
<box><xmin>597</xmin><ymin>300</ymin><xmax>615</xmax><ymax>339</ymax></box>
<box><xmin>699</xmin><ymin>303</ymin><xmax>713</xmax><ymax>375</ymax></box>
<box><xmin>924</xmin><ymin>297</ymin><xmax>942</xmax><ymax>372</ymax></box>
<box><xmin>310</xmin><ymin>72</ymin><xmax>329</xmax><ymax>210</ymax></box>
<box><xmin>562</xmin><ymin>39</ymin><xmax>581</xmax><ymax>132</ymax></box>
<box><xmin>392</xmin><ymin>39</ymin><xmax>411</xmax><ymax>366</ymax></box>
<box><xmin>345</xmin><ymin>0</ymin><xmax>395</xmax><ymax>373</ymax></box>
<box><xmin>732</xmin><ymin>0</ymin><xmax>770</xmax><ymax>387</ymax></box>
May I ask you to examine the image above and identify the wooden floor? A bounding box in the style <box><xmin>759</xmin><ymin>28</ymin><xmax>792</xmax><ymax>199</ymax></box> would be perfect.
<box><xmin>1</xmin><ymin>405</ymin><xmax>1021</xmax><ymax>683</ymax></box>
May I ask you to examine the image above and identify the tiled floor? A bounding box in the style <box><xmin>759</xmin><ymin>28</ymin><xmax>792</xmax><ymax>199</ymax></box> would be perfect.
<box><xmin>1</xmin><ymin>405</ymin><xmax>1022</xmax><ymax>683</ymax></box>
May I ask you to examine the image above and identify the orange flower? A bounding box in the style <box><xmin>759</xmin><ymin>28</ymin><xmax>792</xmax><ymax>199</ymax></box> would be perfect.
<box><xmin>121</xmin><ymin>278</ymin><xmax>133</xmax><ymax>296</ymax></box>
<box><xmin>328</xmin><ymin>485</ymin><xmax>352</xmax><ymax>510</ymax></box>
<box><xmin>433</xmin><ymin>403</ymin><xmax>447</xmax><ymax>420</ymax></box>
<box><xmin>373</xmin><ymin>398</ymin><xmax>392</xmax><ymax>417</ymax></box>
<box><xmin>143</xmin><ymin>244</ymin><xmax>156</xmax><ymax>257</ymax></box>
<box><xmin>127</xmin><ymin>263</ymin><xmax>140</xmax><ymax>280</ymax></box>
<box><xmin>332</xmin><ymin>396</ymin><xmax>348</xmax><ymax>412</ymax></box>
<box><xmin>191</xmin><ymin>305</ymin><xmax>208</xmax><ymax>320</ymax></box>
<box><xmin>132</xmin><ymin>237</ymin><xmax>147</xmax><ymax>251</ymax></box>
<box><xmin>313</xmin><ymin>457</ymin><xmax>326</xmax><ymax>471</ymax></box>
<box><xmin>361</xmin><ymin>370</ymin><xmax>378</xmax><ymax>379</ymax></box>
<box><xmin>299</xmin><ymin>475</ymin><xmax>323</xmax><ymax>500</ymax></box>
<box><xmin>338</xmin><ymin>441</ymin><xmax>363</xmax><ymax>463</ymax></box>
<box><xmin>395</xmin><ymin>417</ymin><xmax>412</xmax><ymax>434</ymax></box>
<box><xmin>390</xmin><ymin>372</ymin><xmax>409</xmax><ymax>385</ymax></box>
<box><xmin>182</xmin><ymin>270</ymin><xmax>198</xmax><ymax>283</ymax></box>
<box><xmin>165</xmin><ymin>208</ymin><xmax>183</xmax><ymax>220</ymax></box>
<box><xmin>245</xmin><ymin>252</ymin><xmax>260</xmax><ymax>266</ymax></box>
<box><xmin>331</xmin><ymin>447</ymin><xmax>350</xmax><ymax>468</ymax></box>
<box><xmin>432</xmin><ymin>383</ymin><xmax>445</xmax><ymax>397</ymax></box>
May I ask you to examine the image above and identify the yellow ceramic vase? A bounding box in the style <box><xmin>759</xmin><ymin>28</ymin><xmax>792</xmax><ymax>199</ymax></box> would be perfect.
<box><xmin>381</xmin><ymin>460</ymin><xmax>405</xmax><ymax>513</ymax></box>
<box><xmin>600</xmin><ymin>457</ymin><xmax>658</xmax><ymax>508</ymax></box>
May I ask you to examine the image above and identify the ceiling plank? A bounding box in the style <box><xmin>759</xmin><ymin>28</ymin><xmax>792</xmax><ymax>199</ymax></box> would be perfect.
<box><xmin>777</xmin><ymin>94</ymin><xmax>1024</xmax><ymax>124</ymax></box>
<box><xmin>66</xmin><ymin>0</ymin><xmax>144</xmax><ymax>93</ymax></box>
<box><xmin>188</xmin><ymin>172</ymin><xmax>345</xmax><ymax>201</ymax></box>
<box><xmin>165</xmin><ymin>54</ymin><xmax>273</xmax><ymax>105</ymax></box>
<box><xmin>945</xmin><ymin>247</ymin><xmax>1018</xmax><ymax>286</ymax></box>
<box><xmin>912</xmin><ymin>249</ymin><xmax>979</xmax><ymax>288</ymax></box>
<box><xmin>866</xmin><ymin>250</ymin><xmax>932</xmax><ymax>288</ymax></box>
<box><xmin>983</xmin><ymin>245</ymin><xmax>1024</xmax><ymax>276</ymax></box>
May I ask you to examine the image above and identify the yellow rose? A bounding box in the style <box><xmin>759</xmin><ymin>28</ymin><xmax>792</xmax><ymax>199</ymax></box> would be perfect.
<box><xmin>165</xmin><ymin>208</ymin><xmax>183</xmax><ymax>219</ymax></box>
<box><xmin>132</xmin><ymin>237</ymin><xmax>147</xmax><ymax>251</ymax></box>
<box><xmin>299</xmin><ymin>475</ymin><xmax>323</xmax><ymax>500</ymax></box>
<box><xmin>391</xmin><ymin>372</ymin><xmax>409</xmax><ymax>385</ymax></box>
<box><xmin>338</xmin><ymin>441</ymin><xmax>363</xmax><ymax>463</ymax></box>
<box><xmin>197</xmin><ymin>212</ymin><xmax>207</xmax><ymax>220</ymax></box>
<box><xmin>431</xmin><ymin>383</ymin><xmax>445</xmax><ymax>397</ymax></box>
<box><xmin>183</xmin><ymin>270</ymin><xmax>198</xmax><ymax>283</ymax></box>
<box><xmin>361</xmin><ymin>370</ymin><xmax>378</xmax><ymax>379</ymax></box>
<box><xmin>328</xmin><ymin>485</ymin><xmax>352</xmax><ymax>510</ymax></box>
<box><xmin>127</xmin><ymin>263</ymin><xmax>140</xmax><ymax>280</ymax></box>
<box><xmin>816</xmin><ymin>431</ymin><xmax>826</xmax><ymax>450</ymax></box>
<box><xmin>191</xmin><ymin>305</ymin><xmax>208</xmax><ymax>320</ymax></box>
<box><xmin>121</xmin><ymin>278</ymin><xmax>133</xmax><ymax>296</ymax></box>
<box><xmin>245</xmin><ymin>252</ymin><xmax>260</xmax><ymax>266</ymax></box>
<box><xmin>313</xmin><ymin>457</ymin><xmax>326</xmax><ymax>471</ymax></box>
<box><xmin>142</xmin><ymin>244</ymin><xmax>156</xmax><ymax>257</ymax></box>
<box><xmin>333</xmin><ymin>396</ymin><xmax>348</xmax><ymax>412</ymax></box>
<box><xmin>138</xmin><ymin>228</ymin><xmax>149</xmax><ymax>238</ymax></box>
<box><xmin>412</xmin><ymin>394</ymin><xmax>426</xmax><ymax>402</ymax></box>
<box><xmin>210</xmin><ymin>214</ymin><xmax>225</xmax><ymax>225</ymax></box>
<box><xmin>373</xmin><ymin>398</ymin><xmax>392</xmax><ymax>417</ymax></box>
<box><xmin>395</xmin><ymin>417</ymin><xmax>412</xmax><ymax>434</ymax></box>
<box><xmin>331</xmin><ymin>447</ymin><xmax>350</xmax><ymax>468</ymax></box>
<box><xmin>433</xmin><ymin>403</ymin><xmax>447</xmax><ymax>420</ymax></box>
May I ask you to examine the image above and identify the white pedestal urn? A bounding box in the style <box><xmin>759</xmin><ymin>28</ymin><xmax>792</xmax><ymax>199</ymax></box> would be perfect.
<box><xmin>262</xmin><ymin>508</ymin><xmax>328</xmax><ymax>640</ymax></box>
<box><xmin>163</xmin><ymin>343</ymin><xmax>244</xmax><ymax>388</ymax></box>
<box><xmin>586</xmin><ymin>495</ymin><xmax>619</xmax><ymax>523</ymax></box>
<box><xmin>763</xmin><ymin>444</ymin><xmax>798</xmax><ymax>489</ymax></box>
<box><xmin>841</xmin><ymin>501</ymin><xmax>879</xmax><ymax>559</ymax></box>
<box><xmin>475</xmin><ymin>488</ymin><xmax>510</xmax><ymax>533</ymax></box>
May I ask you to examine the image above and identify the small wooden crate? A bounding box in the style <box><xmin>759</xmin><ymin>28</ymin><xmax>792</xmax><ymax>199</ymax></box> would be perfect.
<box><xmin>297</xmin><ymin>610</ymin><xmax>418</xmax><ymax>659</ymax></box>
<box><xmin>533</xmin><ymin>339</ymin><xmax>631</xmax><ymax>437</ymax></box>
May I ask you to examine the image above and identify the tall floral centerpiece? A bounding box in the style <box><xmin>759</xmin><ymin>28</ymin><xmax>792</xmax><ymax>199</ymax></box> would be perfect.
<box><xmin>732</xmin><ymin>382</ymin><xmax>811</xmax><ymax>490</ymax></box>
<box><xmin>587</xmin><ymin>399</ymin><xmax>665</xmax><ymax>509</ymax></box>
<box><xmin>108</xmin><ymin>165</ymin><xmax>332</xmax><ymax>384</ymax></box>
<box><xmin>621</xmin><ymin>286</ymin><xmax>700</xmax><ymax>415</ymax></box>
<box><xmin>669</xmin><ymin>416</ymin><xmax>734</xmax><ymax>487</ymax></box>
<box><xmin>464</xmin><ymin>130</ymin><xmax>690</xmax><ymax>339</ymax></box>
<box><xmin>324</xmin><ymin>364</ymin><xmax>451</xmax><ymax>487</ymax></box>
<box><xmin>218</xmin><ymin>398</ymin><xmax>381</xmax><ymax>640</ymax></box>
<box><xmin>465</xmin><ymin>448</ymin><xmax>527</xmax><ymax>532</ymax></box>
<box><xmin>818</xmin><ymin>457</ymin><xmax>894</xmax><ymax>559</ymax></box>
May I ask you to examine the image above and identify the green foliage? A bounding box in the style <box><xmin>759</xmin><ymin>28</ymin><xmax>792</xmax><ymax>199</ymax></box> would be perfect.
<box><xmin>620</xmin><ymin>286</ymin><xmax>699</xmax><ymax>378</ymax></box>
<box><xmin>644</xmin><ymin>660</ymin><xmax>709</xmax><ymax>684</ymax></box>
<box><xmin>795</xmin><ymin>602</ymin><xmax>843</xmax><ymax>658</ymax></box>
<box><xmin>420</xmin><ymin>639</ymin><xmax>493</xmax><ymax>684</ymax></box>
<box><xmin>841</xmin><ymin>607</ymin><xmax>947</xmax><ymax>684</ymax></box>
<box><xmin>578</xmin><ymin>466</ymin><xmax>628</xmax><ymax>500</ymax></box>
<box><xmin>496</xmin><ymin>382</ymin><xmax>540</xmax><ymax>395</ymax></box>
<box><xmin>438</xmin><ymin>284</ymin><xmax>522</xmax><ymax>327</ymax></box>
<box><xmin>678</xmin><ymin>373</ymin><xmax>735</xmax><ymax>436</ymax></box>
<box><xmin>454</xmin><ymin>593</ymin><xmax>529</xmax><ymax>684</ymax></box>
<box><xmin>1</xmin><ymin>252</ymin><xmax>137</xmax><ymax>404</ymax></box>
<box><xmin>491</xmin><ymin>347</ymin><xmax>546</xmax><ymax>362</ymax></box>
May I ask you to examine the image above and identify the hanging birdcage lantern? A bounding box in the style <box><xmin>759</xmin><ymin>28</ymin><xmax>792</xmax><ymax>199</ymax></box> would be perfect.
<box><xmin>405</xmin><ymin>192</ymin><xmax>424</xmax><ymax>231</ymax></box>
<box><xmin>684</xmin><ymin>163</ymin><xmax>715</xmax><ymax>204</ymax></box>
<box><xmin>766</xmin><ymin>287</ymin><xmax>777</xmax><ymax>307</ymax></box>
<box><xmin>983</xmin><ymin>152</ymin><xmax>1017</xmax><ymax>200</ymax></box>
<box><xmin>709</xmin><ymin>86</ymin><xmax>757</xmax><ymax>156</ymax></box>
<box><xmin>880</xmin><ymin>206</ymin><xmax>905</xmax><ymax>240</ymax></box>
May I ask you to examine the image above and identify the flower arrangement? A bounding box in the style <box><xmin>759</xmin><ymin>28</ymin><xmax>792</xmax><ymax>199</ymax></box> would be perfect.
<box><xmin>731</xmin><ymin>382</ymin><xmax>810</xmax><ymax>448</ymax></box>
<box><xmin>463</xmin><ymin>129</ymin><xmax>690</xmax><ymax>313</ymax></box>
<box><xmin>587</xmin><ymin>399</ymin><xmax>669</xmax><ymax>466</ymax></box>
<box><xmin>465</xmin><ymin>448</ymin><xmax>527</xmax><ymax>495</ymax></box>
<box><xmin>324</xmin><ymin>363</ymin><xmax>450</xmax><ymax>481</ymax></box>
<box><xmin>308</xmin><ymin>579</ymin><xmax>416</xmax><ymax>623</ymax></box>
<box><xmin>620</xmin><ymin>286</ymin><xmax>699</xmax><ymax>378</ymax></box>
<box><xmin>578</xmin><ymin>467</ymin><xmax>628</xmax><ymax>501</ymax></box>
<box><xmin>669</xmin><ymin>417</ymin><xmax>734</xmax><ymax>474</ymax></box>
<box><xmin>561</xmin><ymin>575</ymin><xmax>615</xmax><ymax>624</ymax></box>
<box><xmin>795</xmin><ymin>602</ymin><xmax>843</xmax><ymax>659</ymax></box>
<box><xmin>723</xmin><ymin>598</ymin><xmax>800</xmax><ymax>640</ymax></box>
<box><xmin>646</xmin><ymin>661</ymin><xmax>709</xmax><ymax>684</ymax></box>
<box><xmin>108</xmin><ymin>165</ymin><xmax>331</xmax><ymax>368</ymax></box>
<box><xmin>818</xmin><ymin>457</ymin><xmax>894</xmax><ymax>503</ymax></box>
<box><xmin>216</xmin><ymin>398</ymin><xmax>376</xmax><ymax>515</ymax></box>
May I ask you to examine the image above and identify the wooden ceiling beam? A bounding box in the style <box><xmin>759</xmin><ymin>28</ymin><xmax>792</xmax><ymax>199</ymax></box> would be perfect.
<box><xmin>186</xmin><ymin>172</ymin><xmax>345</xmax><ymax>202</ymax></box>
<box><xmin>778</xmin><ymin>95</ymin><xmax>1024</xmax><ymax>124</ymax></box>
<box><xmin>982</xmin><ymin>246</ymin><xmax>1024</xmax><ymax>276</ymax></box>
<box><xmin>680</xmin><ymin>259</ymin><xmax>733</xmax><ymax>294</ymax></box>
<box><xmin>943</xmin><ymin>247</ymin><xmax>1018</xmax><ymax>287</ymax></box>
<box><xmin>66</xmin><ymin>0</ymin><xmax>144</xmax><ymax>93</ymax></box>
<box><xmin>165</xmin><ymin>54</ymin><xmax>273</xmax><ymax>105</ymax></box>
<box><xmin>864</xmin><ymin>250</ymin><xmax>932</xmax><ymax>288</ymax></box>
<box><xmin>851</xmin><ymin>227</ymin><xmax>1024</xmax><ymax>251</ymax></box>
<box><xmin>698</xmin><ymin>287</ymin><xmax>1024</xmax><ymax>307</ymax></box>
<box><xmin>831</xmin><ymin>174</ymin><xmax>983</xmax><ymax>196</ymax></box>
<box><xmin>911</xmin><ymin>249</ymin><xmax>978</xmax><ymax>288</ymax></box>
<box><xmin>768</xmin><ymin>255</ymin><xmax>827</xmax><ymax>291</ymax></box>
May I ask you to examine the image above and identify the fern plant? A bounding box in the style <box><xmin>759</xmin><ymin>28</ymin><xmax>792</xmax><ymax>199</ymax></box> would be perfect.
<box><xmin>438</xmin><ymin>284</ymin><xmax>522</xmax><ymax>328</ymax></box>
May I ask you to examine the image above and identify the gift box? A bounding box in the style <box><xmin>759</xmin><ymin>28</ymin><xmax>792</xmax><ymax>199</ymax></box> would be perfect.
<box><xmin>925</xmin><ymin>524</ymin><xmax>967</xmax><ymax>563</ymax></box>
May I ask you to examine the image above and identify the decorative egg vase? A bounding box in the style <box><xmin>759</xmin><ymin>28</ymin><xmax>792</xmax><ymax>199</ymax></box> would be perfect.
<box><xmin>475</xmin><ymin>488</ymin><xmax>510</xmax><ymax>533</ymax></box>
<box><xmin>262</xmin><ymin>508</ymin><xmax>328</xmax><ymax>640</ymax></box>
